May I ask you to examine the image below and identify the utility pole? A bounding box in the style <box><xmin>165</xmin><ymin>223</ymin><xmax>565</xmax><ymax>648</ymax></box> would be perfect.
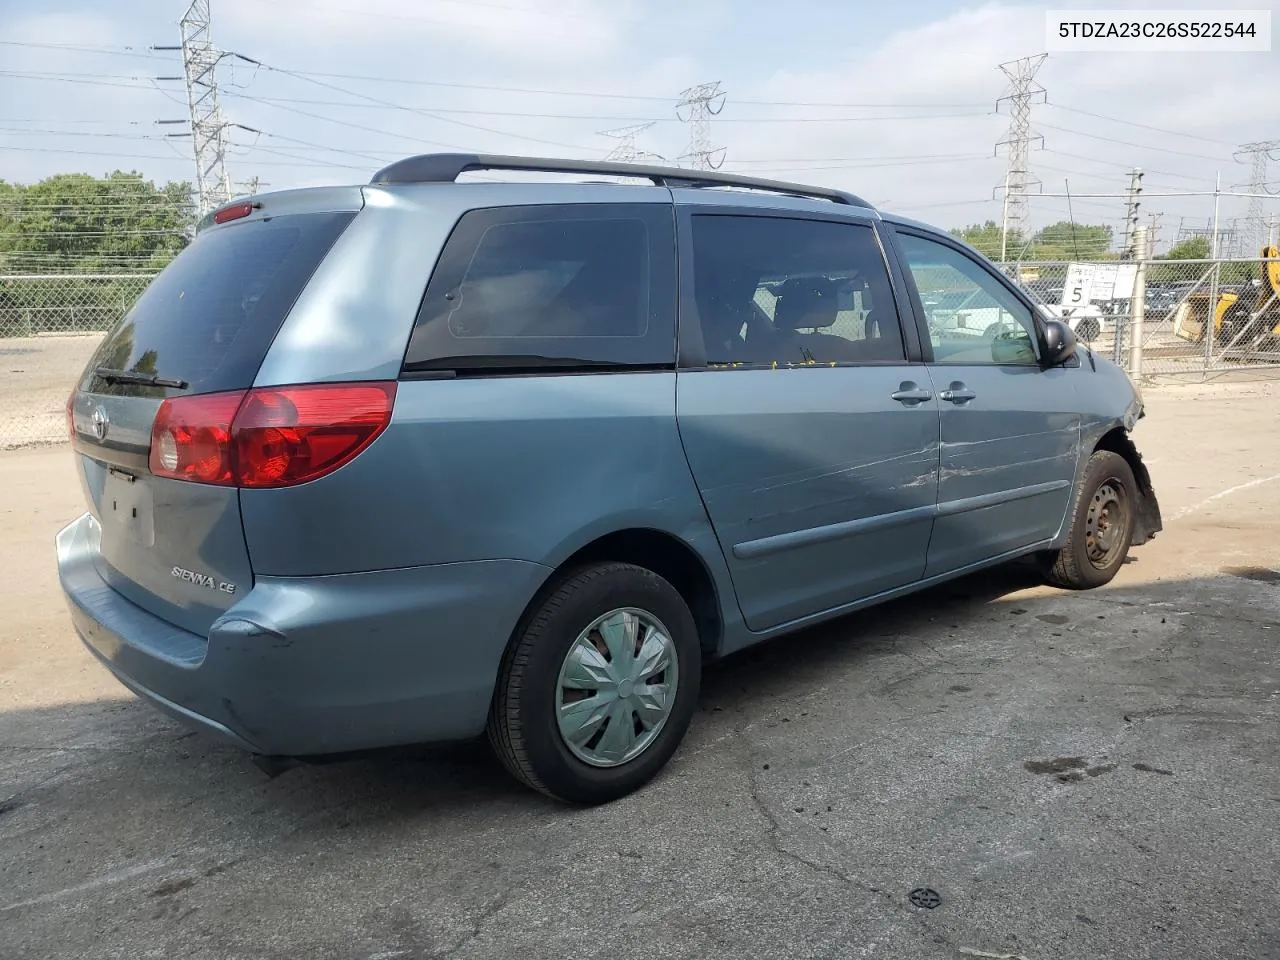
<box><xmin>993</xmin><ymin>54</ymin><xmax>1047</xmax><ymax>258</ymax></box>
<box><xmin>1121</xmin><ymin>167</ymin><xmax>1143</xmax><ymax>258</ymax></box>
<box><xmin>1128</xmin><ymin>225</ymin><xmax>1148</xmax><ymax>379</ymax></box>
<box><xmin>676</xmin><ymin>82</ymin><xmax>727</xmax><ymax>171</ymax></box>
<box><xmin>999</xmin><ymin>170</ymin><xmax>1011</xmax><ymax>261</ymax></box>
<box><xmin>1146</xmin><ymin>212</ymin><xmax>1162</xmax><ymax>256</ymax></box>
<box><xmin>1234</xmin><ymin>140</ymin><xmax>1280</xmax><ymax>255</ymax></box>
<box><xmin>155</xmin><ymin>0</ymin><xmax>234</xmax><ymax>216</ymax></box>
<box><xmin>599</xmin><ymin>122</ymin><xmax>660</xmax><ymax>163</ymax></box>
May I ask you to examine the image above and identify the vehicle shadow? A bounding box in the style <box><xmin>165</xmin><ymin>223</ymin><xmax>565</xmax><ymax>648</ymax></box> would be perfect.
<box><xmin>697</xmin><ymin>559</ymin><xmax>1047</xmax><ymax>709</ymax></box>
<box><xmin>1</xmin><ymin>558</ymin><xmax>1067</xmax><ymax>826</ymax></box>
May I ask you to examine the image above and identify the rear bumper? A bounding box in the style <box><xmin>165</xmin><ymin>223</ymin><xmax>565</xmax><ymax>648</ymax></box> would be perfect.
<box><xmin>56</xmin><ymin>513</ymin><xmax>551</xmax><ymax>756</ymax></box>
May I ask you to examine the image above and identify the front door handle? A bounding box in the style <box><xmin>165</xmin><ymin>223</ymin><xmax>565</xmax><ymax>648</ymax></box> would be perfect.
<box><xmin>890</xmin><ymin>382</ymin><xmax>933</xmax><ymax>405</ymax></box>
<box><xmin>938</xmin><ymin>382</ymin><xmax>977</xmax><ymax>404</ymax></box>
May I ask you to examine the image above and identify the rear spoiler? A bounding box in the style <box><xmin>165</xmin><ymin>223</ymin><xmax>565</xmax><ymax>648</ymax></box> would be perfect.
<box><xmin>197</xmin><ymin>186</ymin><xmax>366</xmax><ymax>234</ymax></box>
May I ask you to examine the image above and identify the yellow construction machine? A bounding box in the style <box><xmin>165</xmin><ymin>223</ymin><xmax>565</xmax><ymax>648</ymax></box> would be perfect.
<box><xmin>1175</xmin><ymin>245</ymin><xmax>1280</xmax><ymax>351</ymax></box>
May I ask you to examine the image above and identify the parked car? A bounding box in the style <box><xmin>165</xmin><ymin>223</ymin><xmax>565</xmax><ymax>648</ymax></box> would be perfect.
<box><xmin>1037</xmin><ymin>301</ymin><xmax>1107</xmax><ymax>342</ymax></box>
<box><xmin>57</xmin><ymin>155</ymin><xmax>1163</xmax><ymax>804</ymax></box>
<box><xmin>1145</xmin><ymin>285</ymin><xmax>1183</xmax><ymax>314</ymax></box>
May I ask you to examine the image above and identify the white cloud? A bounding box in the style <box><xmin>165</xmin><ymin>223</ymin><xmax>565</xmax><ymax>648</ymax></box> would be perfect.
<box><xmin>219</xmin><ymin>0</ymin><xmax>633</xmax><ymax>63</ymax></box>
<box><xmin>3</xmin><ymin>0</ymin><xmax>1277</xmax><ymax>248</ymax></box>
<box><xmin>695</xmin><ymin>3</ymin><xmax>1277</xmax><ymax>236</ymax></box>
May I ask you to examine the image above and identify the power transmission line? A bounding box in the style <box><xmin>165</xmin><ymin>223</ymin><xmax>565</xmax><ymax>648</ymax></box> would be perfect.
<box><xmin>239</xmin><ymin>58</ymin><xmax>596</xmax><ymax>152</ymax></box>
<box><xmin>676</xmin><ymin>82</ymin><xmax>726</xmax><ymax>171</ymax></box>
<box><xmin>1040</xmin><ymin>148</ymin><xmax>1216</xmax><ymax>184</ymax></box>
<box><xmin>994</xmin><ymin>53</ymin><xmax>1047</xmax><ymax>260</ymax></box>
<box><xmin>0</xmin><ymin>143</ymin><xmax>348</xmax><ymax>169</ymax></box>
<box><xmin>152</xmin><ymin>0</ymin><xmax>234</xmax><ymax>215</ymax></box>
<box><xmin>1042</xmin><ymin>103</ymin><xmax>1237</xmax><ymax>147</ymax></box>
<box><xmin>0</xmin><ymin>46</ymin><xmax>984</xmax><ymax>108</ymax></box>
<box><xmin>599</xmin><ymin>122</ymin><xmax>661</xmax><ymax>162</ymax></box>
<box><xmin>0</xmin><ymin>40</ymin><xmax>173</xmax><ymax>60</ymax></box>
<box><xmin>1233</xmin><ymin>139</ymin><xmax>1280</xmax><ymax>255</ymax></box>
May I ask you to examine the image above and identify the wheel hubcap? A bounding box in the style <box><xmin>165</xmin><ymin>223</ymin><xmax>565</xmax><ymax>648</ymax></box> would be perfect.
<box><xmin>555</xmin><ymin>607</ymin><xmax>679</xmax><ymax>768</ymax></box>
<box><xmin>1085</xmin><ymin>480</ymin><xmax>1127</xmax><ymax>569</ymax></box>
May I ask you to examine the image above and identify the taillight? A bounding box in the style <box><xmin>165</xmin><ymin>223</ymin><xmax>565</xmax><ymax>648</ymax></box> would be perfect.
<box><xmin>148</xmin><ymin>382</ymin><xmax>396</xmax><ymax>488</ymax></box>
<box><xmin>65</xmin><ymin>390</ymin><xmax>76</xmax><ymax>440</ymax></box>
<box><xmin>232</xmin><ymin>382</ymin><xmax>397</xmax><ymax>488</ymax></box>
<box><xmin>149</xmin><ymin>391</ymin><xmax>244</xmax><ymax>484</ymax></box>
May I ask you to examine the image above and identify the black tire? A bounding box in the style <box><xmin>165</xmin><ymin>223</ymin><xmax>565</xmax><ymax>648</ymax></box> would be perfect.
<box><xmin>1041</xmin><ymin>451</ymin><xmax>1138</xmax><ymax>590</ymax></box>
<box><xmin>486</xmin><ymin>562</ymin><xmax>701</xmax><ymax>805</ymax></box>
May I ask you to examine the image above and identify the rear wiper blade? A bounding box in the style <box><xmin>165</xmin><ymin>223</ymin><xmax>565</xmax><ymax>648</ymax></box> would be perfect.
<box><xmin>94</xmin><ymin>366</ymin><xmax>189</xmax><ymax>390</ymax></box>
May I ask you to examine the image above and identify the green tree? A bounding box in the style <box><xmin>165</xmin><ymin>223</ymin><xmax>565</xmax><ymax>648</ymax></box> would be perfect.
<box><xmin>1030</xmin><ymin>221</ymin><xmax>1113</xmax><ymax>260</ymax></box>
<box><xmin>1026</xmin><ymin>243</ymin><xmax>1069</xmax><ymax>261</ymax></box>
<box><xmin>0</xmin><ymin>172</ymin><xmax>195</xmax><ymax>335</ymax></box>
<box><xmin>950</xmin><ymin>220</ymin><xmax>1022</xmax><ymax>261</ymax></box>
<box><xmin>1165</xmin><ymin>236</ymin><xmax>1211</xmax><ymax>260</ymax></box>
<box><xmin>0</xmin><ymin>171</ymin><xmax>194</xmax><ymax>273</ymax></box>
<box><xmin>1148</xmin><ymin>235</ymin><xmax>1256</xmax><ymax>285</ymax></box>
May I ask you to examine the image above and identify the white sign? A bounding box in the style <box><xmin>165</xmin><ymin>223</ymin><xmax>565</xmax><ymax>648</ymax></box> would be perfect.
<box><xmin>1060</xmin><ymin>262</ymin><xmax>1139</xmax><ymax>305</ymax></box>
<box><xmin>1061</xmin><ymin>263</ymin><xmax>1096</xmax><ymax>307</ymax></box>
<box><xmin>1094</xmin><ymin>263</ymin><xmax>1138</xmax><ymax>300</ymax></box>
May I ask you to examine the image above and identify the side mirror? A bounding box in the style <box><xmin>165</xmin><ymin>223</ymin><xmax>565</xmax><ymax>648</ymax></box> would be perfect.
<box><xmin>1041</xmin><ymin>318</ymin><xmax>1077</xmax><ymax>365</ymax></box>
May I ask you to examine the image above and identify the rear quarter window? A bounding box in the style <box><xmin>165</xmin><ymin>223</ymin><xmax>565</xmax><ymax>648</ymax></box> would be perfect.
<box><xmin>403</xmin><ymin>203</ymin><xmax>677</xmax><ymax>373</ymax></box>
<box><xmin>83</xmin><ymin>211</ymin><xmax>355</xmax><ymax>396</ymax></box>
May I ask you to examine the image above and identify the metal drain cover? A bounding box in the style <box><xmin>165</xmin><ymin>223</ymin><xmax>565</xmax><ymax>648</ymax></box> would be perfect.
<box><xmin>909</xmin><ymin>887</ymin><xmax>942</xmax><ymax>909</ymax></box>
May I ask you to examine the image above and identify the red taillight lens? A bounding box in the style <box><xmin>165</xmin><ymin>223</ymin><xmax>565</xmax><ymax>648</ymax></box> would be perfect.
<box><xmin>148</xmin><ymin>382</ymin><xmax>396</xmax><ymax>488</ymax></box>
<box><xmin>149</xmin><ymin>390</ymin><xmax>245</xmax><ymax>484</ymax></box>
<box><xmin>231</xmin><ymin>382</ymin><xmax>396</xmax><ymax>488</ymax></box>
<box><xmin>66</xmin><ymin>390</ymin><xmax>76</xmax><ymax>440</ymax></box>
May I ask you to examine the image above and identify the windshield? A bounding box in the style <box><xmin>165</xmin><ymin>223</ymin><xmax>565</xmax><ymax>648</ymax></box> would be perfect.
<box><xmin>80</xmin><ymin>211</ymin><xmax>354</xmax><ymax>397</ymax></box>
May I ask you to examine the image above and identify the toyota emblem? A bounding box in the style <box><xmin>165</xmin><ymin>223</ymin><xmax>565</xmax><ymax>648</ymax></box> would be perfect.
<box><xmin>90</xmin><ymin>406</ymin><xmax>109</xmax><ymax>442</ymax></box>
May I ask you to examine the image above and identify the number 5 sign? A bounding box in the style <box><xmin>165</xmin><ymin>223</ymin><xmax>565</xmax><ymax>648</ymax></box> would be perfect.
<box><xmin>1061</xmin><ymin>263</ymin><xmax>1096</xmax><ymax>307</ymax></box>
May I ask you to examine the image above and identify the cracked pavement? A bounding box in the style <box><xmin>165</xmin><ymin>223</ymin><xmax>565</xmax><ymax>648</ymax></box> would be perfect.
<box><xmin>2</xmin><ymin>378</ymin><xmax>1279</xmax><ymax>960</ymax></box>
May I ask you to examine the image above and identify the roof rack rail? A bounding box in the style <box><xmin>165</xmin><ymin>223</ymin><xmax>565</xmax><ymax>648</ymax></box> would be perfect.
<box><xmin>369</xmin><ymin>153</ymin><xmax>872</xmax><ymax>208</ymax></box>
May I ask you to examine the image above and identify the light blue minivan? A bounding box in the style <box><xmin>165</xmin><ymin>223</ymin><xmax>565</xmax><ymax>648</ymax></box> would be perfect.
<box><xmin>57</xmin><ymin>155</ymin><xmax>1162</xmax><ymax>803</ymax></box>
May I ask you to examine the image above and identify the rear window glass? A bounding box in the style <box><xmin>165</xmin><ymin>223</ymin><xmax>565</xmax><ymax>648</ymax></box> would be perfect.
<box><xmin>403</xmin><ymin>203</ymin><xmax>676</xmax><ymax>373</ymax></box>
<box><xmin>83</xmin><ymin>211</ymin><xmax>354</xmax><ymax>396</ymax></box>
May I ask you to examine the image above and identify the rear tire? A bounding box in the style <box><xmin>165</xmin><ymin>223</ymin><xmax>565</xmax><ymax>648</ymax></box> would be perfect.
<box><xmin>487</xmin><ymin>562</ymin><xmax>701</xmax><ymax>805</ymax></box>
<box><xmin>1041</xmin><ymin>451</ymin><xmax>1137</xmax><ymax>590</ymax></box>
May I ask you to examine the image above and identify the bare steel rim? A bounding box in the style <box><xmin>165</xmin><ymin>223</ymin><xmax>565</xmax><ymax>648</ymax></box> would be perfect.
<box><xmin>554</xmin><ymin>607</ymin><xmax>679</xmax><ymax>768</ymax></box>
<box><xmin>1085</xmin><ymin>477</ymin><xmax>1129</xmax><ymax>570</ymax></box>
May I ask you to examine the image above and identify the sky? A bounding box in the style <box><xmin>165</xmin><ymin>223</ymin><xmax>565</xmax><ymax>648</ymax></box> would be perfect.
<box><xmin>2</xmin><ymin>0</ymin><xmax>1278</xmax><ymax>251</ymax></box>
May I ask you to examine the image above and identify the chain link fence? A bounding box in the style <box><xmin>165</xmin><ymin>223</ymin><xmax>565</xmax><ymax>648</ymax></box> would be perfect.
<box><xmin>998</xmin><ymin>256</ymin><xmax>1280</xmax><ymax>379</ymax></box>
<box><xmin>1</xmin><ymin>275</ymin><xmax>154</xmax><ymax>449</ymax></box>
<box><xmin>996</xmin><ymin>260</ymin><xmax>1123</xmax><ymax>362</ymax></box>
<box><xmin>2</xmin><ymin>256</ymin><xmax>1279</xmax><ymax>449</ymax></box>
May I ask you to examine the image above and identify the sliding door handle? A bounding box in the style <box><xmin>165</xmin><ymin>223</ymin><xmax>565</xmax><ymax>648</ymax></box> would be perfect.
<box><xmin>890</xmin><ymin>383</ymin><xmax>933</xmax><ymax>405</ymax></box>
<box><xmin>939</xmin><ymin>383</ymin><xmax>977</xmax><ymax>404</ymax></box>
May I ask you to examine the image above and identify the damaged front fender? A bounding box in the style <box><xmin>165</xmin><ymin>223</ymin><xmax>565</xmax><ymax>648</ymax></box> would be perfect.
<box><xmin>1099</xmin><ymin>427</ymin><xmax>1162</xmax><ymax>546</ymax></box>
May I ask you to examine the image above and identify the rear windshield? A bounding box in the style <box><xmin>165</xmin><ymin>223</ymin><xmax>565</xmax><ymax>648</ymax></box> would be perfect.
<box><xmin>82</xmin><ymin>211</ymin><xmax>355</xmax><ymax>396</ymax></box>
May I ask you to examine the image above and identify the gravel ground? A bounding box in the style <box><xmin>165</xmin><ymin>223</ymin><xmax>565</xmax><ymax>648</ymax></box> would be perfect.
<box><xmin>0</xmin><ymin>335</ymin><xmax>103</xmax><ymax>450</ymax></box>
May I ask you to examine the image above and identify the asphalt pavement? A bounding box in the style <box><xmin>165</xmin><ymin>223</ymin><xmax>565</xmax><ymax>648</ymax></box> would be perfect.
<box><xmin>2</xmin><ymin>378</ymin><xmax>1278</xmax><ymax>960</ymax></box>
